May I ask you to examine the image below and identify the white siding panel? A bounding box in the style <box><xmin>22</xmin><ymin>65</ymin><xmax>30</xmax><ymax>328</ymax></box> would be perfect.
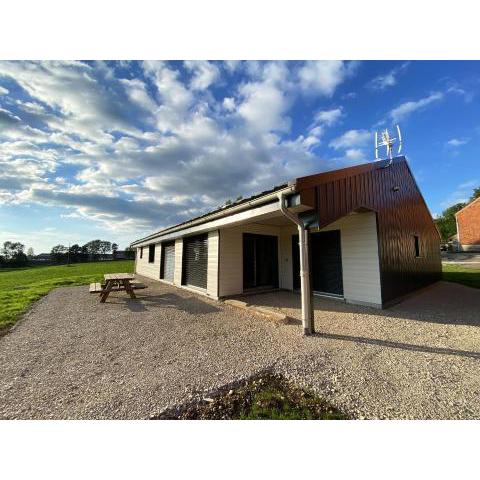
<box><xmin>207</xmin><ymin>230</ymin><xmax>219</xmax><ymax>298</ymax></box>
<box><xmin>135</xmin><ymin>243</ymin><xmax>161</xmax><ymax>280</ymax></box>
<box><xmin>317</xmin><ymin>211</ymin><xmax>382</xmax><ymax>306</ymax></box>
<box><xmin>279</xmin><ymin>225</ymin><xmax>297</xmax><ymax>290</ymax></box>
<box><xmin>218</xmin><ymin>223</ymin><xmax>294</xmax><ymax>297</ymax></box>
<box><xmin>173</xmin><ymin>238</ymin><xmax>183</xmax><ymax>286</ymax></box>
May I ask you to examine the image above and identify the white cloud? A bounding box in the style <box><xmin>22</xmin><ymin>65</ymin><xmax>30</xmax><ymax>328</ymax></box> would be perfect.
<box><xmin>223</xmin><ymin>60</ymin><xmax>241</xmax><ymax>74</ymax></box>
<box><xmin>120</xmin><ymin>78</ymin><xmax>158</xmax><ymax>114</ymax></box>
<box><xmin>441</xmin><ymin>179</ymin><xmax>479</xmax><ymax>208</ymax></box>
<box><xmin>389</xmin><ymin>92</ymin><xmax>443</xmax><ymax>122</ymax></box>
<box><xmin>298</xmin><ymin>61</ymin><xmax>356</xmax><ymax>96</ymax></box>
<box><xmin>329</xmin><ymin>129</ymin><xmax>371</xmax><ymax>150</ymax></box>
<box><xmin>446</xmin><ymin>138</ymin><xmax>469</xmax><ymax>147</ymax></box>
<box><xmin>344</xmin><ymin>148</ymin><xmax>365</xmax><ymax>161</ymax></box>
<box><xmin>368</xmin><ymin>62</ymin><xmax>410</xmax><ymax>90</ymax></box>
<box><xmin>184</xmin><ymin>61</ymin><xmax>220</xmax><ymax>90</ymax></box>
<box><xmin>447</xmin><ymin>84</ymin><xmax>474</xmax><ymax>103</ymax></box>
<box><xmin>0</xmin><ymin>85</ymin><xmax>9</xmax><ymax>95</ymax></box>
<box><xmin>314</xmin><ymin>107</ymin><xmax>343</xmax><ymax>126</ymax></box>
<box><xmin>142</xmin><ymin>61</ymin><xmax>194</xmax><ymax>132</ymax></box>
<box><xmin>0</xmin><ymin>60</ymin><xmax>346</xmax><ymax>241</ymax></box>
<box><xmin>237</xmin><ymin>62</ymin><xmax>292</xmax><ymax>132</ymax></box>
<box><xmin>222</xmin><ymin>97</ymin><xmax>235</xmax><ymax>111</ymax></box>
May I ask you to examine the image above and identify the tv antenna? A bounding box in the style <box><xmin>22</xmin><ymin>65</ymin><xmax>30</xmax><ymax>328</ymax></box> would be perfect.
<box><xmin>375</xmin><ymin>125</ymin><xmax>402</xmax><ymax>161</ymax></box>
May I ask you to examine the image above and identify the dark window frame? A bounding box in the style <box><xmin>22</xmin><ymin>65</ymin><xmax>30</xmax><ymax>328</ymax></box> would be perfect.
<box><xmin>148</xmin><ymin>244</ymin><xmax>155</xmax><ymax>263</ymax></box>
<box><xmin>414</xmin><ymin>235</ymin><xmax>421</xmax><ymax>258</ymax></box>
<box><xmin>140</xmin><ymin>246</ymin><xmax>143</xmax><ymax>259</ymax></box>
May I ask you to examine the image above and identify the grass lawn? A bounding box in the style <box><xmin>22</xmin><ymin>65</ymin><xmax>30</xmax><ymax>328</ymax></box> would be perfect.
<box><xmin>0</xmin><ymin>260</ymin><xmax>134</xmax><ymax>331</ymax></box>
<box><xmin>442</xmin><ymin>263</ymin><xmax>480</xmax><ymax>289</ymax></box>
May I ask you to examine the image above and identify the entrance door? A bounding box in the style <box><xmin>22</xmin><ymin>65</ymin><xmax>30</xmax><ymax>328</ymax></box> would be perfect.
<box><xmin>160</xmin><ymin>241</ymin><xmax>175</xmax><ymax>282</ymax></box>
<box><xmin>182</xmin><ymin>234</ymin><xmax>208</xmax><ymax>289</ymax></box>
<box><xmin>243</xmin><ymin>233</ymin><xmax>279</xmax><ymax>290</ymax></box>
<box><xmin>311</xmin><ymin>230</ymin><xmax>343</xmax><ymax>295</ymax></box>
<box><xmin>292</xmin><ymin>230</ymin><xmax>343</xmax><ymax>296</ymax></box>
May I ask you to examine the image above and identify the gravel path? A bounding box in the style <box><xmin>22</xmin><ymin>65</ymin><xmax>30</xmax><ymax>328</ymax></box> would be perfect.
<box><xmin>1</xmin><ymin>279</ymin><xmax>479</xmax><ymax>419</ymax></box>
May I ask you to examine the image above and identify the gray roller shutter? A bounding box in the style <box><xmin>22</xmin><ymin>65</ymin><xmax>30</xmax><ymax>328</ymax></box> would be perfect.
<box><xmin>182</xmin><ymin>234</ymin><xmax>208</xmax><ymax>289</ymax></box>
<box><xmin>161</xmin><ymin>241</ymin><xmax>175</xmax><ymax>282</ymax></box>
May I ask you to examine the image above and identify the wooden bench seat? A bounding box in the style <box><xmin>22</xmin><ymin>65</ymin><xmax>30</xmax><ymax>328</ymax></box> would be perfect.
<box><xmin>89</xmin><ymin>283</ymin><xmax>103</xmax><ymax>293</ymax></box>
<box><xmin>89</xmin><ymin>281</ymin><xmax>147</xmax><ymax>293</ymax></box>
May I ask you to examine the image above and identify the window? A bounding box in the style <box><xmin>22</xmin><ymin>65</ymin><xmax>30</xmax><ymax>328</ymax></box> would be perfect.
<box><xmin>414</xmin><ymin>235</ymin><xmax>420</xmax><ymax>258</ymax></box>
<box><xmin>148</xmin><ymin>244</ymin><xmax>155</xmax><ymax>263</ymax></box>
<box><xmin>140</xmin><ymin>246</ymin><xmax>143</xmax><ymax>259</ymax></box>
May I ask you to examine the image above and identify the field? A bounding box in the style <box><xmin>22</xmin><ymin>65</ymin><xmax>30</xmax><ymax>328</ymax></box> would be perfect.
<box><xmin>442</xmin><ymin>263</ymin><xmax>480</xmax><ymax>289</ymax></box>
<box><xmin>0</xmin><ymin>260</ymin><xmax>134</xmax><ymax>331</ymax></box>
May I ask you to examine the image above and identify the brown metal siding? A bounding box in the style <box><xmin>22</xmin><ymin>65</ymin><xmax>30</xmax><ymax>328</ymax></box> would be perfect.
<box><xmin>296</xmin><ymin>157</ymin><xmax>441</xmax><ymax>305</ymax></box>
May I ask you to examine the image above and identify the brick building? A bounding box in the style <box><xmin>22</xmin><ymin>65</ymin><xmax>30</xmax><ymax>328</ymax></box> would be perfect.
<box><xmin>455</xmin><ymin>196</ymin><xmax>480</xmax><ymax>252</ymax></box>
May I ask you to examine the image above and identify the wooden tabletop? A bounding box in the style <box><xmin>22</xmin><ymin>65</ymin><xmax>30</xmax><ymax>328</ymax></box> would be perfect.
<box><xmin>104</xmin><ymin>273</ymin><xmax>135</xmax><ymax>281</ymax></box>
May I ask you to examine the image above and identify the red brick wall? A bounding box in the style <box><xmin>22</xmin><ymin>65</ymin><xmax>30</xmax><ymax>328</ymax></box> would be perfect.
<box><xmin>457</xmin><ymin>198</ymin><xmax>480</xmax><ymax>245</ymax></box>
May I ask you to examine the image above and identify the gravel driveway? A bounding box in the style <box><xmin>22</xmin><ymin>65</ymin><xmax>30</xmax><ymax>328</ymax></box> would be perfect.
<box><xmin>1</xmin><ymin>279</ymin><xmax>479</xmax><ymax>419</ymax></box>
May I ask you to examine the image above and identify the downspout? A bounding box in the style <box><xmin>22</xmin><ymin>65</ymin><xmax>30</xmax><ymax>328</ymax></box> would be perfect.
<box><xmin>278</xmin><ymin>192</ymin><xmax>314</xmax><ymax>335</ymax></box>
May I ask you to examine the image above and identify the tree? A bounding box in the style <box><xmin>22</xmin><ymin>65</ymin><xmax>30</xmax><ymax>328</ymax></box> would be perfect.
<box><xmin>435</xmin><ymin>202</ymin><xmax>466</xmax><ymax>241</ymax></box>
<box><xmin>68</xmin><ymin>244</ymin><xmax>82</xmax><ymax>263</ymax></box>
<box><xmin>470</xmin><ymin>187</ymin><xmax>480</xmax><ymax>202</ymax></box>
<box><xmin>83</xmin><ymin>240</ymin><xmax>102</xmax><ymax>260</ymax></box>
<box><xmin>112</xmin><ymin>243</ymin><xmax>119</xmax><ymax>260</ymax></box>
<box><xmin>1</xmin><ymin>241</ymin><xmax>28</xmax><ymax>267</ymax></box>
<box><xmin>98</xmin><ymin>241</ymin><xmax>112</xmax><ymax>258</ymax></box>
<box><xmin>435</xmin><ymin>185</ymin><xmax>480</xmax><ymax>242</ymax></box>
<box><xmin>2</xmin><ymin>241</ymin><xmax>25</xmax><ymax>260</ymax></box>
<box><xmin>27</xmin><ymin>247</ymin><xmax>34</xmax><ymax>258</ymax></box>
<box><xmin>124</xmin><ymin>246</ymin><xmax>135</xmax><ymax>259</ymax></box>
<box><xmin>51</xmin><ymin>245</ymin><xmax>68</xmax><ymax>264</ymax></box>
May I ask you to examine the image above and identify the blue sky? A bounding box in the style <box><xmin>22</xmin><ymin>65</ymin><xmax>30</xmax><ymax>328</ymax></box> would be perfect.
<box><xmin>0</xmin><ymin>60</ymin><xmax>478</xmax><ymax>253</ymax></box>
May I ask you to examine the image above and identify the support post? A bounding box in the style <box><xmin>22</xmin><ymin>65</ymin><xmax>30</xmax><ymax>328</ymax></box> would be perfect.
<box><xmin>298</xmin><ymin>226</ymin><xmax>313</xmax><ymax>335</ymax></box>
<box><xmin>278</xmin><ymin>193</ymin><xmax>314</xmax><ymax>335</ymax></box>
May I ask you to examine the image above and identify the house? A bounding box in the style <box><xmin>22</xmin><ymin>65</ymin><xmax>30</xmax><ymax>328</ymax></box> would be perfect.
<box><xmin>131</xmin><ymin>156</ymin><xmax>441</xmax><ymax>335</ymax></box>
<box><xmin>455</xmin><ymin>196</ymin><xmax>480</xmax><ymax>252</ymax></box>
<box><xmin>34</xmin><ymin>253</ymin><xmax>53</xmax><ymax>262</ymax></box>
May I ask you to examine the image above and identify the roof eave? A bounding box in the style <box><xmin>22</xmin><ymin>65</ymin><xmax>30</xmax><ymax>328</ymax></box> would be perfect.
<box><xmin>130</xmin><ymin>183</ymin><xmax>296</xmax><ymax>247</ymax></box>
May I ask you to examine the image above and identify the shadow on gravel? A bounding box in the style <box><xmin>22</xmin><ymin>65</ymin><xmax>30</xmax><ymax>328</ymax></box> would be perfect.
<box><xmin>123</xmin><ymin>293</ymin><xmax>220</xmax><ymax>315</ymax></box>
<box><xmin>314</xmin><ymin>332</ymin><xmax>480</xmax><ymax>360</ymax></box>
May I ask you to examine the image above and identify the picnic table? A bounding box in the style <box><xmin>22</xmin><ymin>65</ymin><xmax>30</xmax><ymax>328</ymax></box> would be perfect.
<box><xmin>88</xmin><ymin>273</ymin><xmax>145</xmax><ymax>303</ymax></box>
<box><xmin>100</xmin><ymin>273</ymin><xmax>136</xmax><ymax>303</ymax></box>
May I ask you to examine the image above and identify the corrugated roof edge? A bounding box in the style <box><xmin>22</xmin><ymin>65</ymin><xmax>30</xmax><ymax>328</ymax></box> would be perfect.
<box><xmin>130</xmin><ymin>181</ymin><xmax>293</xmax><ymax>246</ymax></box>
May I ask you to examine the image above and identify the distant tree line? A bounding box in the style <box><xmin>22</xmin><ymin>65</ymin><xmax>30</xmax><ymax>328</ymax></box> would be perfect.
<box><xmin>435</xmin><ymin>186</ymin><xmax>480</xmax><ymax>241</ymax></box>
<box><xmin>0</xmin><ymin>240</ymin><xmax>135</xmax><ymax>268</ymax></box>
<box><xmin>49</xmin><ymin>240</ymin><xmax>135</xmax><ymax>264</ymax></box>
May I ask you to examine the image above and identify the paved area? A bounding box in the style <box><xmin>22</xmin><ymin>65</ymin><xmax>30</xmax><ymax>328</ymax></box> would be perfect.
<box><xmin>442</xmin><ymin>252</ymin><xmax>480</xmax><ymax>266</ymax></box>
<box><xmin>1</xmin><ymin>279</ymin><xmax>479</xmax><ymax>419</ymax></box>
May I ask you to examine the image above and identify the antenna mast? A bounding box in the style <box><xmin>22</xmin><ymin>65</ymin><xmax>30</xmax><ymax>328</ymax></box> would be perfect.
<box><xmin>374</xmin><ymin>125</ymin><xmax>403</xmax><ymax>161</ymax></box>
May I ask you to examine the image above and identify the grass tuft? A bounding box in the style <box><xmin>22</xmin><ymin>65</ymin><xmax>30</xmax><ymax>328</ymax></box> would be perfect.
<box><xmin>157</xmin><ymin>374</ymin><xmax>348</xmax><ymax>420</ymax></box>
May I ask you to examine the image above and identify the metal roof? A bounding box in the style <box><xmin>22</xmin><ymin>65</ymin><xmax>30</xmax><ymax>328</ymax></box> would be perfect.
<box><xmin>131</xmin><ymin>181</ymin><xmax>291</xmax><ymax>246</ymax></box>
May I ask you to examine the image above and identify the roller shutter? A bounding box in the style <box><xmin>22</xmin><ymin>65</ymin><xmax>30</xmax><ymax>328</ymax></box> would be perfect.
<box><xmin>182</xmin><ymin>234</ymin><xmax>208</xmax><ymax>289</ymax></box>
<box><xmin>160</xmin><ymin>241</ymin><xmax>175</xmax><ymax>282</ymax></box>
